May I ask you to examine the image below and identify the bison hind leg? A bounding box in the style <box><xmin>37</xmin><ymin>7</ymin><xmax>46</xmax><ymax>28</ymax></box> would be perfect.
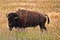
<box><xmin>39</xmin><ymin>25</ymin><xmax>43</xmax><ymax>32</ymax></box>
<box><xmin>39</xmin><ymin>24</ymin><xmax>43</xmax><ymax>32</ymax></box>
<box><xmin>43</xmin><ymin>26</ymin><xmax>47</xmax><ymax>31</ymax></box>
<box><xmin>39</xmin><ymin>24</ymin><xmax>47</xmax><ymax>32</ymax></box>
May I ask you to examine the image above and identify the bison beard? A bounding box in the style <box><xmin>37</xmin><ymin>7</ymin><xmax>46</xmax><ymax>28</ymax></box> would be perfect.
<box><xmin>7</xmin><ymin>9</ymin><xmax>50</xmax><ymax>32</ymax></box>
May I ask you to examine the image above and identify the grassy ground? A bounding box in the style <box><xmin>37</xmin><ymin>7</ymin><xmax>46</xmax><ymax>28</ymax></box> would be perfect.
<box><xmin>0</xmin><ymin>0</ymin><xmax>60</xmax><ymax>40</ymax></box>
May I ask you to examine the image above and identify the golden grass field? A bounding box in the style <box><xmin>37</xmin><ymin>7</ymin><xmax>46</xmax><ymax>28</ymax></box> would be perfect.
<box><xmin>0</xmin><ymin>0</ymin><xmax>60</xmax><ymax>40</ymax></box>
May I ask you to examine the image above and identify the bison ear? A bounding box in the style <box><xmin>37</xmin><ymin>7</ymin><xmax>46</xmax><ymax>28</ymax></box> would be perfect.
<box><xmin>14</xmin><ymin>17</ymin><xmax>18</xmax><ymax>19</ymax></box>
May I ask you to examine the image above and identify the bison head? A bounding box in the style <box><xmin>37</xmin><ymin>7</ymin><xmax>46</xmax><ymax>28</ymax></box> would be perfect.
<box><xmin>7</xmin><ymin>12</ymin><xmax>18</xmax><ymax>31</ymax></box>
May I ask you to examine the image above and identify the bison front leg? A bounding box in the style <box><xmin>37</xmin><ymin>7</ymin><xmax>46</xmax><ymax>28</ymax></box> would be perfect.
<box><xmin>9</xmin><ymin>25</ymin><xmax>13</xmax><ymax>31</ymax></box>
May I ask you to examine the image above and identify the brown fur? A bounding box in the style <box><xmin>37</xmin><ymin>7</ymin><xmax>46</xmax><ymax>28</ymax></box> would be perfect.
<box><xmin>7</xmin><ymin>9</ymin><xmax>50</xmax><ymax>32</ymax></box>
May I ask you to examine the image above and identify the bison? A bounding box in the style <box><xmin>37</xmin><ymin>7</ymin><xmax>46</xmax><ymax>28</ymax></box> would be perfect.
<box><xmin>7</xmin><ymin>9</ymin><xmax>50</xmax><ymax>32</ymax></box>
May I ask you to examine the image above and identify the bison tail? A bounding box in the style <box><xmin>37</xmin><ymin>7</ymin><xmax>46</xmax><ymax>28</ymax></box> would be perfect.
<box><xmin>45</xmin><ymin>14</ymin><xmax>50</xmax><ymax>24</ymax></box>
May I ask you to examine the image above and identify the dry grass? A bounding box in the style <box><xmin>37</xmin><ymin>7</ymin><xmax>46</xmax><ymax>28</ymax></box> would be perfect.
<box><xmin>0</xmin><ymin>0</ymin><xmax>60</xmax><ymax>40</ymax></box>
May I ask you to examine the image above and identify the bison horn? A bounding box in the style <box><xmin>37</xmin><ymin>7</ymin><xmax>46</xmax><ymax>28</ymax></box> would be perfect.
<box><xmin>14</xmin><ymin>17</ymin><xmax>18</xmax><ymax>19</ymax></box>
